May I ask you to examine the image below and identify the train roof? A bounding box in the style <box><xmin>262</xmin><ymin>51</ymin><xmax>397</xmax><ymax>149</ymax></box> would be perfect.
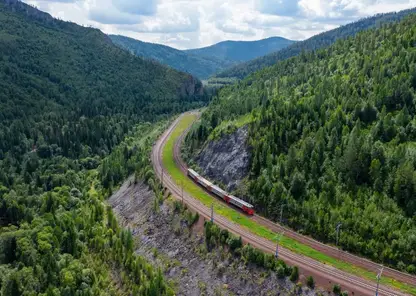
<box><xmin>211</xmin><ymin>184</ymin><xmax>226</xmax><ymax>194</ymax></box>
<box><xmin>188</xmin><ymin>168</ymin><xmax>199</xmax><ymax>176</ymax></box>
<box><xmin>230</xmin><ymin>195</ymin><xmax>253</xmax><ymax>208</ymax></box>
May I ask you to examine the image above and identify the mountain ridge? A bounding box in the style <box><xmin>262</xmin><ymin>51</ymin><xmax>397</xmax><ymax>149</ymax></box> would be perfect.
<box><xmin>185</xmin><ymin>36</ymin><xmax>295</xmax><ymax>63</ymax></box>
<box><xmin>110</xmin><ymin>35</ymin><xmax>295</xmax><ymax>79</ymax></box>
<box><xmin>216</xmin><ymin>7</ymin><xmax>416</xmax><ymax>79</ymax></box>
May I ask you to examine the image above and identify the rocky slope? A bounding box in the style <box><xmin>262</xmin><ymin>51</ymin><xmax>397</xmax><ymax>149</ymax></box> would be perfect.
<box><xmin>108</xmin><ymin>176</ymin><xmax>326</xmax><ymax>296</ymax></box>
<box><xmin>196</xmin><ymin>126</ymin><xmax>251</xmax><ymax>192</ymax></box>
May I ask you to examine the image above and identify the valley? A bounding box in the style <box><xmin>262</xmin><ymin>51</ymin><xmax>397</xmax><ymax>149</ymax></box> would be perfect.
<box><xmin>1</xmin><ymin>0</ymin><xmax>415</xmax><ymax>295</ymax></box>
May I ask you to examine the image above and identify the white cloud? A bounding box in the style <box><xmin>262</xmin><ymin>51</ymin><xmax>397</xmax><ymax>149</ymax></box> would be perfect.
<box><xmin>117</xmin><ymin>2</ymin><xmax>200</xmax><ymax>33</ymax></box>
<box><xmin>22</xmin><ymin>0</ymin><xmax>416</xmax><ymax>49</ymax></box>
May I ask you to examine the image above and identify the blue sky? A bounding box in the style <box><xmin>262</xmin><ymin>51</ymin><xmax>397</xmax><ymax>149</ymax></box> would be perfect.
<box><xmin>24</xmin><ymin>0</ymin><xmax>416</xmax><ymax>49</ymax></box>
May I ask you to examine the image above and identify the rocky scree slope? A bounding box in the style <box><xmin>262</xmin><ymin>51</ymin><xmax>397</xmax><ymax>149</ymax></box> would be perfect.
<box><xmin>109</xmin><ymin>176</ymin><xmax>326</xmax><ymax>296</ymax></box>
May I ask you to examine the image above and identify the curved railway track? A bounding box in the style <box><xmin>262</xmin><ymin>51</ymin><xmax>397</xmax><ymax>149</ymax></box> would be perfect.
<box><xmin>151</xmin><ymin>112</ymin><xmax>415</xmax><ymax>296</ymax></box>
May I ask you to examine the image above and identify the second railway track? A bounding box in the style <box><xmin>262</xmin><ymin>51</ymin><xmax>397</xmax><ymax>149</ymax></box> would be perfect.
<box><xmin>152</xmin><ymin>112</ymin><xmax>415</xmax><ymax>296</ymax></box>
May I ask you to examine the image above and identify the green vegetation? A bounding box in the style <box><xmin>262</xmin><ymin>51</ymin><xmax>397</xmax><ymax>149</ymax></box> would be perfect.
<box><xmin>110</xmin><ymin>35</ymin><xmax>236</xmax><ymax>80</ymax></box>
<box><xmin>306</xmin><ymin>276</ymin><xmax>315</xmax><ymax>288</ymax></box>
<box><xmin>0</xmin><ymin>117</ymin><xmax>174</xmax><ymax>295</ymax></box>
<box><xmin>204</xmin><ymin>221</ymin><xmax>292</xmax><ymax>276</ymax></box>
<box><xmin>333</xmin><ymin>284</ymin><xmax>341</xmax><ymax>295</ymax></box>
<box><xmin>110</xmin><ymin>36</ymin><xmax>294</xmax><ymax>80</ymax></box>
<box><xmin>187</xmin><ymin>13</ymin><xmax>416</xmax><ymax>275</ymax></box>
<box><xmin>216</xmin><ymin>7</ymin><xmax>416</xmax><ymax>80</ymax></box>
<box><xmin>290</xmin><ymin>266</ymin><xmax>299</xmax><ymax>282</ymax></box>
<box><xmin>185</xmin><ymin>37</ymin><xmax>295</xmax><ymax>64</ymax></box>
<box><xmin>164</xmin><ymin>113</ymin><xmax>416</xmax><ymax>295</ymax></box>
<box><xmin>0</xmin><ymin>0</ymin><xmax>206</xmax><ymax>174</ymax></box>
<box><xmin>0</xmin><ymin>1</ymin><xmax>206</xmax><ymax>295</ymax></box>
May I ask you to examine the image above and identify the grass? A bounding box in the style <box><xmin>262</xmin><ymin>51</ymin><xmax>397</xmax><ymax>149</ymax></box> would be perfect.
<box><xmin>162</xmin><ymin>113</ymin><xmax>416</xmax><ymax>296</ymax></box>
<box><xmin>208</xmin><ymin>113</ymin><xmax>253</xmax><ymax>141</ymax></box>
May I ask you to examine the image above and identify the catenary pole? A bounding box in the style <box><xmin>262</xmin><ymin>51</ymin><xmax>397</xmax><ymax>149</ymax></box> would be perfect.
<box><xmin>275</xmin><ymin>231</ymin><xmax>285</xmax><ymax>259</ymax></box>
<box><xmin>375</xmin><ymin>266</ymin><xmax>384</xmax><ymax>296</ymax></box>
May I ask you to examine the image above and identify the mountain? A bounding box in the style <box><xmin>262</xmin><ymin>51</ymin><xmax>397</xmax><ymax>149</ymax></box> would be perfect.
<box><xmin>185</xmin><ymin>37</ymin><xmax>295</xmax><ymax>63</ymax></box>
<box><xmin>217</xmin><ymin>7</ymin><xmax>416</xmax><ymax>79</ymax></box>
<box><xmin>0</xmin><ymin>1</ymin><xmax>205</xmax><ymax>294</ymax></box>
<box><xmin>109</xmin><ymin>34</ymin><xmax>236</xmax><ymax>80</ymax></box>
<box><xmin>186</xmin><ymin>14</ymin><xmax>416</xmax><ymax>273</ymax></box>
<box><xmin>110</xmin><ymin>35</ymin><xmax>295</xmax><ymax>80</ymax></box>
<box><xmin>0</xmin><ymin>0</ymin><xmax>206</xmax><ymax>161</ymax></box>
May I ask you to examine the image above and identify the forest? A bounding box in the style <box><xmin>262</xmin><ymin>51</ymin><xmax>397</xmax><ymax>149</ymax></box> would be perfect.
<box><xmin>110</xmin><ymin>34</ymin><xmax>236</xmax><ymax>80</ymax></box>
<box><xmin>0</xmin><ymin>0</ymin><xmax>206</xmax><ymax>294</ymax></box>
<box><xmin>216</xmin><ymin>7</ymin><xmax>416</xmax><ymax>80</ymax></box>
<box><xmin>186</xmin><ymin>14</ymin><xmax>416</xmax><ymax>274</ymax></box>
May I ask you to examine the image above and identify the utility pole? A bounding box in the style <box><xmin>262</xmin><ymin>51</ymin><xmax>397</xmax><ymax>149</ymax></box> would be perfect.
<box><xmin>336</xmin><ymin>222</ymin><xmax>342</xmax><ymax>247</ymax></box>
<box><xmin>275</xmin><ymin>231</ymin><xmax>285</xmax><ymax>259</ymax></box>
<box><xmin>280</xmin><ymin>204</ymin><xmax>286</xmax><ymax>224</ymax></box>
<box><xmin>211</xmin><ymin>203</ymin><xmax>214</xmax><ymax>223</ymax></box>
<box><xmin>375</xmin><ymin>266</ymin><xmax>384</xmax><ymax>296</ymax></box>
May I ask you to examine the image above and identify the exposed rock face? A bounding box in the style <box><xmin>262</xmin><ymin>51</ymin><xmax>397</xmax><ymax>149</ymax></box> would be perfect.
<box><xmin>197</xmin><ymin>126</ymin><xmax>250</xmax><ymax>191</ymax></box>
<box><xmin>180</xmin><ymin>75</ymin><xmax>204</xmax><ymax>97</ymax></box>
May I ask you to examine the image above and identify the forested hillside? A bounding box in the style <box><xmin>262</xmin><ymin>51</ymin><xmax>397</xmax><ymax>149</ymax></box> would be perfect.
<box><xmin>216</xmin><ymin>7</ymin><xmax>416</xmax><ymax>79</ymax></box>
<box><xmin>110</xmin><ymin>35</ymin><xmax>294</xmax><ymax>79</ymax></box>
<box><xmin>0</xmin><ymin>0</ymin><xmax>205</xmax><ymax>294</ymax></box>
<box><xmin>187</xmin><ymin>14</ymin><xmax>416</xmax><ymax>273</ymax></box>
<box><xmin>185</xmin><ymin>37</ymin><xmax>295</xmax><ymax>63</ymax></box>
<box><xmin>110</xmin><ymin>35</ymin><xmax>237</xmax><ymax>80</ymax></box>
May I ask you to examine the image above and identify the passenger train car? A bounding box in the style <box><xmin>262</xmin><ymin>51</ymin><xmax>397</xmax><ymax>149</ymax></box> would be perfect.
<box><xmin>187</xmin><ymin>168</ymin><xmax>255</xmax><ymax>215</ymax></box>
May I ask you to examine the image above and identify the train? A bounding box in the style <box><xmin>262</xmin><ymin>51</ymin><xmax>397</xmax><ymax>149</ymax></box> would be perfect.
<box><xmin>187</xmin><ymin>168</ymin><xmax>255</xmax><ymax>215</ymax></box>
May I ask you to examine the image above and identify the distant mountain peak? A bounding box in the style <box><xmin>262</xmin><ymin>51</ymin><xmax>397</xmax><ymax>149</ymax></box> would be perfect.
<box><xmin>185</xmin><ymin>37</ymin><xmax>295</xmax><ymax>63</ymax></box>
<box><xmin>110</xmin><ymin>35</ymin><xmax>295</xmax><ymax>79</ymax></box>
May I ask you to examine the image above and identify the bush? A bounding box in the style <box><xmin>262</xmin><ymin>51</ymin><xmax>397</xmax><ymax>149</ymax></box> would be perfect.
<box><xmin>227</xmin><ymin>235</ymin><xmax>242</xmax><ymax>252</ymax></box>
<box><xmin>219</xmin><ymin>229</ymin><xmax>229</xmax><ymax>244</ymax></box>
<box><xmin>341</xmin><ymin>291</ymin><xmax>349</xmax><ymax>296</ymax></box>
<box><xmin>276</xmin><ymin>266</ymin><xmax>286</xmax><ymax>279</ymax></box>
<box><xmin>186</xmin><ymin>211</ymin><xmax>199</xmax><ymax>227</ymax></box>
<box><xmin>173</xmin><ymin>200</ymin><xmax>182</xmax><ymax>212</ymax></box>
<box><xmin>306</xmin><ymin>276</ymin><xmax>315</xmax><ymax>288</ymax></box>
<box><xmin>263</xmin><ymin>254</ymin><xmax>275</xmax><ymax>270</ymax></box>
<box><xmin>333</xmin><ymin>284</ymin><xmax>341</xmax><ymax>295</ymax></box>
<box><xmin>407</xmin><ymin>264</ymin><xmax>416</xmax><ymax>274</ymax></box>
<box><xmin>290</xmin><ymin>266</ymin><xmax>299</xmax><ymax>282</ymax></box>
<box><xmin>285</xmin><ymin>265</ymin><xmax>293</xmax><ymax>277</ymax></box>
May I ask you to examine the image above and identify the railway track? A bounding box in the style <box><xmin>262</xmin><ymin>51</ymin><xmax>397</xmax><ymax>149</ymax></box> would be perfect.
<box><xmin>151</xmin><ymin>112</ymin><xmax>414</xmax><ymax>296</ymax></box>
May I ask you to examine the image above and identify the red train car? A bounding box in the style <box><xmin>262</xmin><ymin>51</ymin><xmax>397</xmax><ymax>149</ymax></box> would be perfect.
<box><xmin>187</xmin><ymin>169</ymin><xmax>255</xmax><ymax>215</ymax></box>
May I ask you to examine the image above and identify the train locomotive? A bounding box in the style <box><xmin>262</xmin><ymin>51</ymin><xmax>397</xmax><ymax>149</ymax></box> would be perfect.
<box><xmin>187</xmin><ymin>168</ymin><xmax>255</xmax><ymax>215</ymax></box>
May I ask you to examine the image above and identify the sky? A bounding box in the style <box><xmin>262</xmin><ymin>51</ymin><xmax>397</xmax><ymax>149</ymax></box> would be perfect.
<box><xmin>23</xmin><ymin>0</ymin><xmax>416</xmax><ymax>49</ymax></box>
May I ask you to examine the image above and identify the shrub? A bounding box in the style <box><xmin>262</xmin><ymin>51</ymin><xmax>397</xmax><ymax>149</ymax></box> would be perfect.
<box><xmin>263</xmin><ymin>254</ymin><xmax>275</xmax><ymax>270</ymax></box>
<box><xmin>306</xmin><ymin>276</ymin><xmax>315</xmax><ymax>288</ymax></box>
<box><xmin>407</xmin><ymin>264</ymin><xmax>416</xmax><ymax>274</ymax></box>
<box><xmin>290</xmin><ymin>266</ymin><xmax>299</xmax><ymax>282</ymax></box>
<box><xmin>333</xmin><ymin>284</ymin><xmax>341</xmax><ymax>295</ymax></box>
<box><xmin>276</xmin><ymin>266</ymin><xmax>286</xmax><ymax>279</ymax></box>
<box><xmin>219</xmin><ymin>229</ymin><xmax>229</xmax><ymax>244</ymax></box>
<box><xmin>227</xmin><ymin>235</ymin><xmax>242</xmax><ymax>252</ymax></box>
